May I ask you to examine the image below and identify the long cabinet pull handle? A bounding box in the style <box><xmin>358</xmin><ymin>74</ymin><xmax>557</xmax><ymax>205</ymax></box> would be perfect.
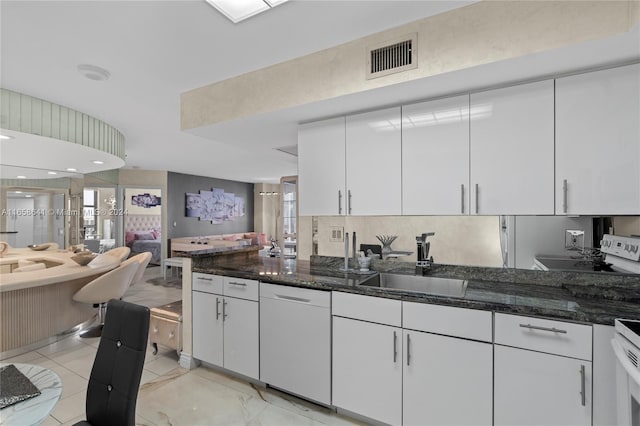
<box><xmin>215</xmin><ymin>297</ymin><xmax>220</xmax><ymax>320</ymax></box>
<box><xmin>519</xmin><ymin>323</ymin><xmax>567</xmax><ymax>334</ymax></box>
<box><xmin>475</xmin><ymin>184</ymin><xmax>479</xmax><ymax>214</ymax></box>
<box><xmin>222</xmin><ymin>299</ymin><xmax>228</xmax><ymax>321</ymax></box>
<box><xmin>393</xmin><ymin>331</ymin><xmax>397</xmax><ymax>363</ymax></box>
<box><xmin>199</xmin><ymin>277</ymin><xmax>213</xmax><ymax>282</ymax></box>
<box><xmin>563</xmin><ymin>179</ymin><xmax>568</xmax><ymax>213</ymax></box>
<box><xmin>274</xmin><ymin>294</ymin><xmax>312</xmax><ymax>303</ymax></box>
<box><xmin>228</xmin><ymin>281</ymin><xmax>247</xmax><ymax>287</ymax></box>
<box><xmin>348</xmin><ymin>190</ymin><xmax>352</xmax><ymax>215</ymax></box>
<box><xmin>407</xmin><ymin>334</ymin><xmax>411</xmax><ymax>366</ymax></box>
<box><xmin>579</xmin><ymin>365</ymin><xmax>586</xmax><ymax>406</ymax></box>
<box><xmin>338</xmin><ymin>190</ymin><xmax>342</xmax><ymax>215</ymax></box>
<box><xmin>461</xmin><ymin>184</ymin><xmax>465</xmax><ymax>214</ymax></box>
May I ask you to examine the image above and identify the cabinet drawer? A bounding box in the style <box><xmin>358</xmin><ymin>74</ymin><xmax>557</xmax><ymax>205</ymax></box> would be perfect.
<box><xmin>494</xmin><ymin>313</ymin><xmax>592</xmax><ymax>360</ymax></box>
<box><xmin>192</xmin><ymin>273</ymin><xmax>223</xmax><ymax>294</ymax></box>
<box><xmin>403</xmin><ymin>302</ymin><xmax>492</xmax><ymax>342</ymax></box>
<box><xmin>332</xmin><ymin>292</ymin><xmax>401</xmax><ymax>327</ymax></box>
<box><xmin>223</xmin><ymin>277</ymin><xmax>259</xmax><ymax>301</ymax></box>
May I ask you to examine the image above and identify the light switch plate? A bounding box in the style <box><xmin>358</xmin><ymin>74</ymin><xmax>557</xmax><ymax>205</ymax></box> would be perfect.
<box><xmin>330</xmin><ymin>226</ymin><xmax>344</xmax><ymax>242</ymax></box>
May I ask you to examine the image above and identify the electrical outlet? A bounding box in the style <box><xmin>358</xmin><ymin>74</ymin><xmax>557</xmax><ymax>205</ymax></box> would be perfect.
<box><xmin>330</xmin><ymin>226</ymin><xmax>344</xmax><ymax>242</ymax></box>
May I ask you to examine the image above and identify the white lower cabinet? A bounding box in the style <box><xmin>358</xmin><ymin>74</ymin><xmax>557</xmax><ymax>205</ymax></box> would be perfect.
<box><xmin>403</xmin><ymin>330</ymin><xmax>493</xmax><ymax>426</ymax></box>
<box><xmin>192</xmin><ymin>274</ymin><xmax>259</xmax><ymax>380</ymax></box>
<box><xmin>332</xmin><ymin>316</ymin><xmax>403</xmax><ymax>425</ymax></box>
<box><xmin>494</xmin><ymin>345</ymin><xmax>592</xmax><ymax>426</ymax></box>
<box><xmin>494</xmin><ymin>313</ymin><xmax>593</xmax><ymax>426</ymax></box>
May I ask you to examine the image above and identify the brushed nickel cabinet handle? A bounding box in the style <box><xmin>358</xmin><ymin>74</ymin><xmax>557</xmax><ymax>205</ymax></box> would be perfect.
<box><xmin>519</xmin><ymin>323</ymin><xmax>567</xmax><ymax>334</ymax></box>
<box><xmin>348</xmin><ymin>190</ymin><xmax>352</xmax><ymax>215</ymax></box>
<box><xmin>461</xmin><ymin>184</ymin><xmax>465</xmax><ymax>214</ymax></box>
<box><xmin>475</xmin><ymin>184</ymin><xmax>479</xmax><ymax>214</ymax></box>
<box><xmin>563</xmin><ymin>179</ymin><xmax>568</xmax><ymax>213</ymax></box>
<box><xmin>222</xmin><ymin>299</ymin><xmax>228</xmax><ymax>321</ymax></box>
<box><xmin>338</xmin><ymin>190</ymin><xmax>342</xmax><ymax>215</ymax></box>
<box><xmin>228</xmin><ymin>281</ymin><xmax>247</xmax><ymax>287</ymax></box>
<box><xmin>407</xmin><ymin>334</ymin><xmax>411</xmax><ymax>366</ymax></box>
<box><xmin>215</xmin><ymin>297</ymin><xmax>220</xmax><ymax>320</ymax></box>
<box><xmin>393</xmin><ymin>331</ymin><xmax>397</xmax><ymax>363</ymax></box>
<box><xmin>580</xmin><ymin>365</ymin><xmax>586</xmax><ymax>406</ymax></box>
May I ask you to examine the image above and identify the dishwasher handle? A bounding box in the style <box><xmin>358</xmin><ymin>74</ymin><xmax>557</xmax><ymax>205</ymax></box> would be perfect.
<box><xmin>274</xmin><ymin>294</ymin><xmax>312</xmax><ymax>304</ymax></box>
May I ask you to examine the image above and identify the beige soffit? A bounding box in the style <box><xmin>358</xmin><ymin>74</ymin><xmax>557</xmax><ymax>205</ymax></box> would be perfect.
<box><xmin>0</xmin><ymin>88</ymin><xmax>126</xmax><ymax>179</ymax></box>
<box><xmin>181</xmin><ymin>0</ymin><xmax>640</xmax><ymax>130</ymax></box>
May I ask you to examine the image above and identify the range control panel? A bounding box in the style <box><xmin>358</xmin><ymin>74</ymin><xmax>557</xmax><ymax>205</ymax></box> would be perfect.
<box><xmin>601</xmin><ymin>234</ymin><xmax>640</xmax><ymax>261</ymax></box>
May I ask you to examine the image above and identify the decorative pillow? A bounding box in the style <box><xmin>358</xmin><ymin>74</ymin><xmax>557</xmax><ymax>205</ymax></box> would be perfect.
<box><xmin>244</xmin><ymin>233</ymin><xmax>258</xmax><ymax>245</ymax></box>
<box><xmin>125</xmin><ymin>231</ymin><xmax>136</xmax><ymax>245</ymax></box>
<box><xmin>222</xmin><ymin>234</ymin><xmax>237</xmax><ymax>241</ymax></box>
<box><xmin>134</xmin><ymin>232</ymin><xmax>155</xmax><ymax>240</ymax></box>
<box><xmin>151</xmin><ymin>230</ymin><xmax>159</xmax><ymax>239</ymax></box>
<box><xmin>258</xmin><ymin>233</ymin><xmax>268</xmax><ymax>246</ymax></box>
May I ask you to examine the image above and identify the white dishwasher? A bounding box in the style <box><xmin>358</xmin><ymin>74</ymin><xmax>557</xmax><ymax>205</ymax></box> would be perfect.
<box><xmin>260</xmin><ymin>282</ymin><xmax>331</xmax><ymax>405</ymax></box>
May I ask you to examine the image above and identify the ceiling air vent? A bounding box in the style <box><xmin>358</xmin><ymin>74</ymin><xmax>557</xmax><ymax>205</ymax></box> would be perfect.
<box><xmin>367</xmin><ymin>34</ymin><xmax>418</xmax><ymax>80</ymax></box>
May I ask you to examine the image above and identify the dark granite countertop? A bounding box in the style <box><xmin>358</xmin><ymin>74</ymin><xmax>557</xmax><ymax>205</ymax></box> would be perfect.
<box><xmin>191</xmin><ymin>256</ymin><xmax>640</xmax><ymax>326</ymax></box>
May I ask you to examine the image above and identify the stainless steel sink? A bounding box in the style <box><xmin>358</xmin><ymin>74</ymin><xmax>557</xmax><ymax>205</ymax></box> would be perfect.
<box><xmin>360</xmin><ymin>273</ymin><xmax>468</xmax><ymax>298</ymax></box>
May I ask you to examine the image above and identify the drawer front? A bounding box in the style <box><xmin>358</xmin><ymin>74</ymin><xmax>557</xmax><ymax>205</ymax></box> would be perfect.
<box><xmin>261</xmin><ymin>283</ymin><xmax>330</xmax><ymax>308</ymax></box>
<box><xmin>192</xmin><ymin>273</ymin><xmax>223</xmax><ymax>294</ymax></box>
<box><xmin>149</xmin><ymin>317</ymin><xmax>182</xmax><ymax>350</ymax></box>
<box><xmin>494</xmin><ymin>313</ymin><xmax>592</xmax><ymax>360</ymax></box>
<box><xmin>332</xmin><ymin>292</ymin><xmax>401</xmax><ymax>327</ymax></box>
<box><xmin>403</xmin><ymin>302</ymin><xmax>493</xmax><ymax>342</ymax></box>
<box><xmin>223</xmin><ymin>277</ymin><xmax>259</xmax><ymax>301</ymax></box>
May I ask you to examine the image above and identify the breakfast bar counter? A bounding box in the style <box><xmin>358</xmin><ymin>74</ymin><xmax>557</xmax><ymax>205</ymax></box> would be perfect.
<box><xmin>0</xmin><ymin>248</ymin><xmax>120</xmax><ymax>357</ymax></box>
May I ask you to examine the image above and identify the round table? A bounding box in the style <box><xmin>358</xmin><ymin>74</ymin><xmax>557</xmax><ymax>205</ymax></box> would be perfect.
<box><xmin>0</xmin><ymin>363</ymin><xmax>62</xmax><ymax>426</ymax></box>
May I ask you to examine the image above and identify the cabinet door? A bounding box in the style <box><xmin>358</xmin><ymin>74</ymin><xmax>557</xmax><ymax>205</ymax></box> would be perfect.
<box><xmin>402</xmin><ymin>95</ymin><xmax>470</xmax><ymax>215</ymax></box>
<box><xmin>298</xmin><ymin>117</ymin><xmax>346</xmax><ymax>216</ymax></box>
<box><xmin>332</xmin><ymin>317</ymin><xmax>402</xmax><ymax>425</ymax></box>
<box><xmin>346</xmin><ymin>107</ymin><xmax>402</xmax><ymax>216</ymax></box>
<box><xmin>222</xmin><ymin>297</ymin><xmax>259</xmax><ymax>380</ymax></box>
<box><xmin>495</xmin><ymin>345</ymin><xmax>592</xmax><ymax>426</ymax></box>
<box><xmin>556</xmin><ymin>63</ymin><xmax>640</xmax><ymax>214</ymax></box>
<box><xmin>192</xmin><ymin>291</ymin><xmax>223</xmax><ymax>367</ymax></box>
<box><xmin>470</xmin><ymin>80</ymin><xmax>554</xmax><ymax>214</ymax></box>
<box><xmin>403</xmin><ymin>331</ymin><xmax>492</xmax><ymax>426</ymax></box>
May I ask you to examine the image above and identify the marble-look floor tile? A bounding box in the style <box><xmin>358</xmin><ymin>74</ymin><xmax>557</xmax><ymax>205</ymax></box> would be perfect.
<box><xmin>56</xmin><ymin>351</ymin><xmax>97</xmax><ymax>380</ymax></box>
<box><xmin>144</xmin><ymin>353</ymin><xmax>180</xmax><ymax>376</ymax></box>
<box><xmin>191</xmin><ymin>365</ymin><xmax>264</xmax><ymax>400</ymax></box>
<box><xmin>248</xmin><ymin>403</ymin><xmax>332</xmax><ymax>426</ymax></box>
<box><xmin>137</xmin><ymin>372</ymin><xmax>269</xmax><ymax>425</ymax></box>
<box><xmin>4</xmin><ymin>349</ymin><xmax>46</xmax><ymax>364</ymax></box>
<box><xmin>40</xmin><ymin>415</ymin><xmax>62</xmax><ymax>426</ymax></box>
<box><xmin>50</xmin><ymin>386</ymin><xmax>85</xmax><ymax>424</ymax></box>
<box><xmin>36</xmin><ymin>335</ymin><xmax>87</xmax><ymax>356</ymax></box>
<box><xmin>45</xmin><ymin>343</ymin><xmax>96</xmax><ymax>365</ymax></box>
<box><xmin>31</xmin><ymin>358</ymin><xmax>89</xmax><ymax>400</ymax></box>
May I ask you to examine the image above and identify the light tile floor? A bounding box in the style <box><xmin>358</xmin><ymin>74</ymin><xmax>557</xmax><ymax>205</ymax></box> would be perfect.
<box><xmin>4</xmin><ymin>267</ymin><xmax>362</xmax><ymax>426</ymax></box>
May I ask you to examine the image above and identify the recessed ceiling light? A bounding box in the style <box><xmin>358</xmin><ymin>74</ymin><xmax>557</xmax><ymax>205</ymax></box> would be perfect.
<box><xmin>92</xmin><ymin>160</ymin><xmax>104</xmax><ymax>165</ymax></box>
<box><xmin>25</xmin><ymin>195</ymin><xmax>32</xmax><ymax>198</ymax></box>
<box><xmin>47</xmin><ymin>171</ymin><xmax>58</xmax><ymax>175</ymax></box>
<box><xmin>66</xmin><ymin>168</ymin><xmax>77</xmax><ymax>172</ymax></box>
<box><xmin>14</xmin><ymin>191</ymin><xmax>22</xmax><ymax>194</ymax></box>
<box><xmin>0</xmin><ymin>134</ymin><xmax>14</xmax><ymax>140</ymax></box>
<box><xmin>16</xmin><ymin>175</ymin><xmax>26</xmax><ymax>179</ymax></box>
<box><xmin>206</xmin><ymin>0</ymin><xmax>289</xmax><ymax>23</ymax></box>
<box><xmin>77</xmin><ymin>64</ymin><xmax>111</xmax><ymax>81</ymax></box>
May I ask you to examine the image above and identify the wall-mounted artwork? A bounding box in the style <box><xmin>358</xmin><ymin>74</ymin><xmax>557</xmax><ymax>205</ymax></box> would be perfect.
<box><xmin>185</xmin><ymin>188</ymin><xmax>245</xmax><ymax>224</ymax></box>
<box><xmin>131</xmin><ymin>193</ymin><xmax>161</xmax><ymax>208</ymax></box>
<box><xmin>125</xmin><ymin>188</ymin><xmax>162</xmax><ymax>214</ymax></box>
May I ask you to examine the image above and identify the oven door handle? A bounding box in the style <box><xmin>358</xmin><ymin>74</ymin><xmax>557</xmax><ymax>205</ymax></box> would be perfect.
<box><xmin>611</xmin><ymin>338</ymin><xmax>640</xmax><ymax>385</ymax></box>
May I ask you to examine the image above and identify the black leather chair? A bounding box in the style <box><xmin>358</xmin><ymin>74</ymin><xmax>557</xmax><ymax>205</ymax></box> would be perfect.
<box><xmin>73</xmin><ymin>299</ymin><xmax>150</xmax><ymax>426</ymax></box>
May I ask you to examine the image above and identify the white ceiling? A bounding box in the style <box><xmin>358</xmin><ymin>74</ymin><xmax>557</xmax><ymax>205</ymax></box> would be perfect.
<box><xmin>1</xmin><ymin>1</ymin><xmax>639</xmax><ymax>184</ymax></box>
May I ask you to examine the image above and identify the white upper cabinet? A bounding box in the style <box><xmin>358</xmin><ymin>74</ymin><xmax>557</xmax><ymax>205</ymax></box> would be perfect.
<box><xmin>470</xmin><ymin>80</ymin><xmax>555</xmax><ymax>215</ymax></box>
<box><xmin>402</xmin><ymin>95</ymin><xmax>470</xmax><ymax>215</ymax></box>
<box><xmin>555</xmin><ymin>63</ymin><xmax>640</xmax><ymax>215</ymax></box>
<box><xmin>298</xmin><ymin>117</ymin><xmax>346</xmax><ymax>216</ymax></box>
<box><xmin>346</xmin><ymin>107</ymin><xmax>402</xmax><ymax>216</ymax></box>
